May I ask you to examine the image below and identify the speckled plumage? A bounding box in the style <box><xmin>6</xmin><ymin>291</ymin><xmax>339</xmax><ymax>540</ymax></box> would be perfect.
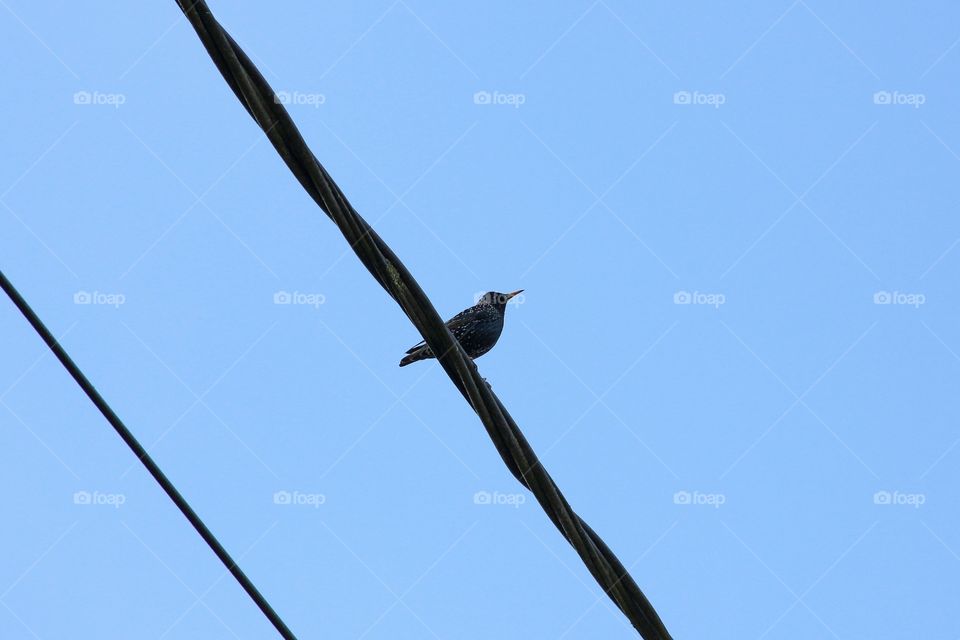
<box><xmin>399</xmin><ymin>290</ymin><xmax>522</xmax><ymax>367</ymax></box>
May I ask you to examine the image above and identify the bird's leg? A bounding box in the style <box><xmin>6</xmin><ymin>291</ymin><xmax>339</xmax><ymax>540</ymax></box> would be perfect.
<box><xmin>467</xmin><ymin>356</ymin><xmax>491</xmax><ymax>388</ymax></box>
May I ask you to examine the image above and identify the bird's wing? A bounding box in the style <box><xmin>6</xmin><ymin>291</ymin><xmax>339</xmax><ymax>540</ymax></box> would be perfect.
<box><xmin>446</xmin><ymin>308</ymin><xmax>489</xmax><ymax>340</ymax></box>
<box><xmin>404</xmin><ymin>307</ymin><xmax>478</xmax><ymax>353</ymax></box>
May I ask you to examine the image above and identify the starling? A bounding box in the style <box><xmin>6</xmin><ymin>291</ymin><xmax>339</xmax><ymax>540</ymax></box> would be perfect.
<box><xmin>399</xmin><ymin>290</ymin><xmax>523</xmax><ymax>367</ymax></box>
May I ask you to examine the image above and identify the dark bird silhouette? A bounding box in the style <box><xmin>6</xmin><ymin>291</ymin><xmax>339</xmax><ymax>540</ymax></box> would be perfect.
<box><xmin>399</xmin><ymin>290</ymin><xmax>523</xmax><ymax>367</ymax></box>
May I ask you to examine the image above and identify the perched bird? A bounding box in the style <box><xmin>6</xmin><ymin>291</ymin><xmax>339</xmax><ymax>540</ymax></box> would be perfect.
<box><xmin>399</xmin><ymin>290</ymin><xmax>523</xmax><ymax>367</ymax></box>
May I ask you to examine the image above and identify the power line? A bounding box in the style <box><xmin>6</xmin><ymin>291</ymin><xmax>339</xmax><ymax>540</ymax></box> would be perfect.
<box><xmin>0</xmin><ymin>270</ymin><xmax>298</xmax><ymax>640</ymax></box>
<box><xmin>173</xmin><ymin>1</ymin><xmax>674</xmax><ymax>637</ymax></box>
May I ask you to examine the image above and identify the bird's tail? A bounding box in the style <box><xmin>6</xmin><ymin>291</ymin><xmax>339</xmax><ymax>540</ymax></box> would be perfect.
<box><xmin>399</xmin><ymin>349</ymin><xmax>428</xmax><ymax>367</ymax></box>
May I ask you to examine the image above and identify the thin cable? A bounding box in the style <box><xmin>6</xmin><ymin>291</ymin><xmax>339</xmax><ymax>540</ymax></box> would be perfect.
<box><xmin>172</xmin><ymin>2</ymin><xmax>674</xmax><ymax>637</ymax></box>
<box><xmin>0</xmin><ymin>270</ymin><xmax>298</xmax><ymax>640</ymax></box>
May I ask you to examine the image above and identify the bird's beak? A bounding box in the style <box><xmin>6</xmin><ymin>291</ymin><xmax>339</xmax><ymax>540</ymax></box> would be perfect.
<box><xmin>505</xmin><ymin>289</ymin><xmax>524</xmax><ymax>300</ymax></box>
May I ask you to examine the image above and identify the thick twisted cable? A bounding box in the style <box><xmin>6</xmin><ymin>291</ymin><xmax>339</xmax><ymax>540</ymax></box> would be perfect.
<box><xmin>174</xmin><ymin>2</ymin><xmax>673</xmax><ymax>637</ymax></box>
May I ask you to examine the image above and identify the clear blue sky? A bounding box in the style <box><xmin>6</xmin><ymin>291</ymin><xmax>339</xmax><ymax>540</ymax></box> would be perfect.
<box><xmin>1</xmin><ymin>2</ymin><xmax>958</xmax><ymax>638</ymax></box>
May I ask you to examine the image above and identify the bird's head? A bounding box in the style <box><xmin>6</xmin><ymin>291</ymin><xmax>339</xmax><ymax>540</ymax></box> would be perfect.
<box><xmin>480</xmin><ymin>290</ymin><xmax>523</xmax><ymax>311</ymax></box>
